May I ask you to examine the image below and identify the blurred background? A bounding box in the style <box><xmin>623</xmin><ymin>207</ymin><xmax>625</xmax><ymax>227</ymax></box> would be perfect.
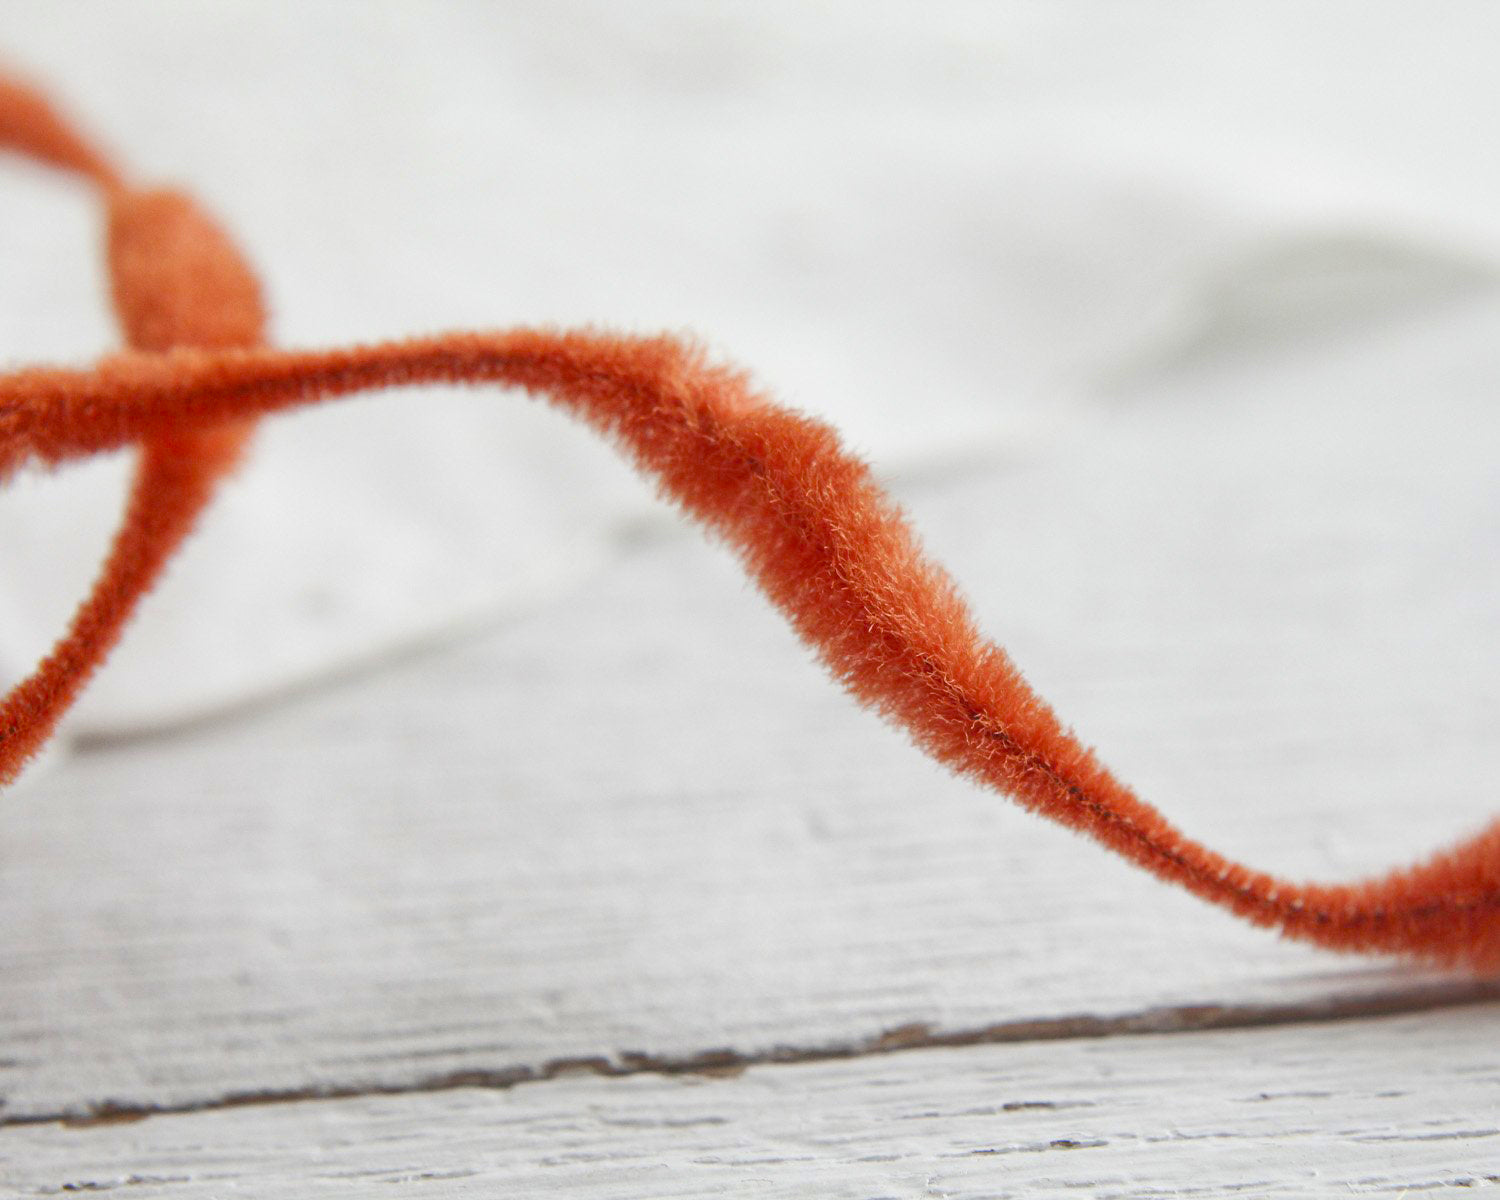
<box><xmin>0</xmin><ymin>1</ymin><xmax>1494</xmax><ymax>831</ymax></box>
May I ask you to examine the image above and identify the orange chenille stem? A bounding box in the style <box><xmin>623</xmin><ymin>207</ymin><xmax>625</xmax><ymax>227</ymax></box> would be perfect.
<box><xmin>0</xmin><ymin>72</ymin><xmax>261</xmax><ymax>774</ymax></box>
<box><xmin>0</xmin><ymin>72</ymin><xmax>1494</xmax><ymax>972</ymax></box>
<box><xmin>2</xmin><ymin>331</ymin><xmax>1497</xmax><ymax>971</ymax></box>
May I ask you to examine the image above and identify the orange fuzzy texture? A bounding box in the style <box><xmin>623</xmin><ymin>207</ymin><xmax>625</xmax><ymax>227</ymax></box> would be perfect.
<box><xmin>0</xmin><ymin>74</ymin><xmax>1496</xmax><ymax>971</ymax></box>
<box><xmin>0</xmin><ymin>71</ymin><xmax>262</xmax><ymax>777</ymax></box>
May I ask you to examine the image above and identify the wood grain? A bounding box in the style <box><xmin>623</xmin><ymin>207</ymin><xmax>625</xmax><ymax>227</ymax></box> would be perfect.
<box><xmin>5</xmin><ymin>1005</ymin><xmax>1497</xmax><ymax>1197</ymax></box>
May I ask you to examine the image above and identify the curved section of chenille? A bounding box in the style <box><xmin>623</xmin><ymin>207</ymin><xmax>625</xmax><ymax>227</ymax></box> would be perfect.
<box><xmin>0</xmin><ymin>331</ymin><xmax>1495</xmax><ymax>971</ymax></box>
<box><xmin>0</xmin><ymin>70</ymin><xmax>121</xmax><ymax>188</ymax></box>
<box><xmin>0</xmin><ymin>74</ymin><xmax>261</xmax><ymax>777</ymax></box>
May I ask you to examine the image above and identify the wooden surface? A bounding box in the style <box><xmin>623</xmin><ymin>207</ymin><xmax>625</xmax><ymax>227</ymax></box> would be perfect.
<box><xmin>6</xmin><ymin>1007</ymin><xmax>1499</xmax><ymax>1198</ymax></box>
<box><xmin>4</xmin><ymin>298</ymin><xmax>1500</xmax><ymax>1193</ymax></box>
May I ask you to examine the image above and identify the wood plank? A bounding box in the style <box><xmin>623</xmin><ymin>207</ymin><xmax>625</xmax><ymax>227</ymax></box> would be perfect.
<box><xmin>5</xmin><ymin>1004</ymin><xmax>1498</xmax><ymax>1197</ymax></box>
<box><xmin>3</xmin><ymin>300</ymin><xmax>1497</xmax><ymax>1122</ymax></box>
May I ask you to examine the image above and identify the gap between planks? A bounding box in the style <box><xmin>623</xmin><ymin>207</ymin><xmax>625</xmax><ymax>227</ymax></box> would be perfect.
<box><xmin>11</xmin><ymin>979</ymin><xmax>1498</xmax><ymax>1130</ymax></box>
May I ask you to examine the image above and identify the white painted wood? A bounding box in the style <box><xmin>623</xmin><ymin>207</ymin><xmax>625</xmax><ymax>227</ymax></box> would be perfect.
<box><xmin>5</xmin><ymin>1005</ymin><xmax>1498</xmax><ymax>1197</ymax></box>
<box><xmin>2</xmin><ymin>298</ymin><xmax>1497</xmax><ymax>1122</ymax></box>
<box><xmin>1</xmin><ymin>8</ymin><xmax>1498</xmax><ymax>1189</ymax></box>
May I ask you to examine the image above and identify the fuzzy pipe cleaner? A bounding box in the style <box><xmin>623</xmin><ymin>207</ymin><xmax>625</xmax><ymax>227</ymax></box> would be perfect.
<box><xmin>0</xmin><ymin>73</ymin><xmax>1495</xmax><ymax>971</ymax></box>
<box><xmin>0</xmin><ymin>72</ymin><xmax>263</xmax><ymax>786</ymax></box>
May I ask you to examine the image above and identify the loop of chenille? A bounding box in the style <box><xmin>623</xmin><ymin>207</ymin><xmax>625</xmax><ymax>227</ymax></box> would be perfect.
<box><xmin>0</xmin><ymin>71</ymin><xmax>1495</xmax><ymax>970</ymax></box>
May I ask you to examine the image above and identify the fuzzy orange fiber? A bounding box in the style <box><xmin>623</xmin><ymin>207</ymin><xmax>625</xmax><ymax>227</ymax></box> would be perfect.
<box><xmin>0</xmin><ymin>72</ymin><xmax>1495</xmax><ymax>971</ymax></box>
